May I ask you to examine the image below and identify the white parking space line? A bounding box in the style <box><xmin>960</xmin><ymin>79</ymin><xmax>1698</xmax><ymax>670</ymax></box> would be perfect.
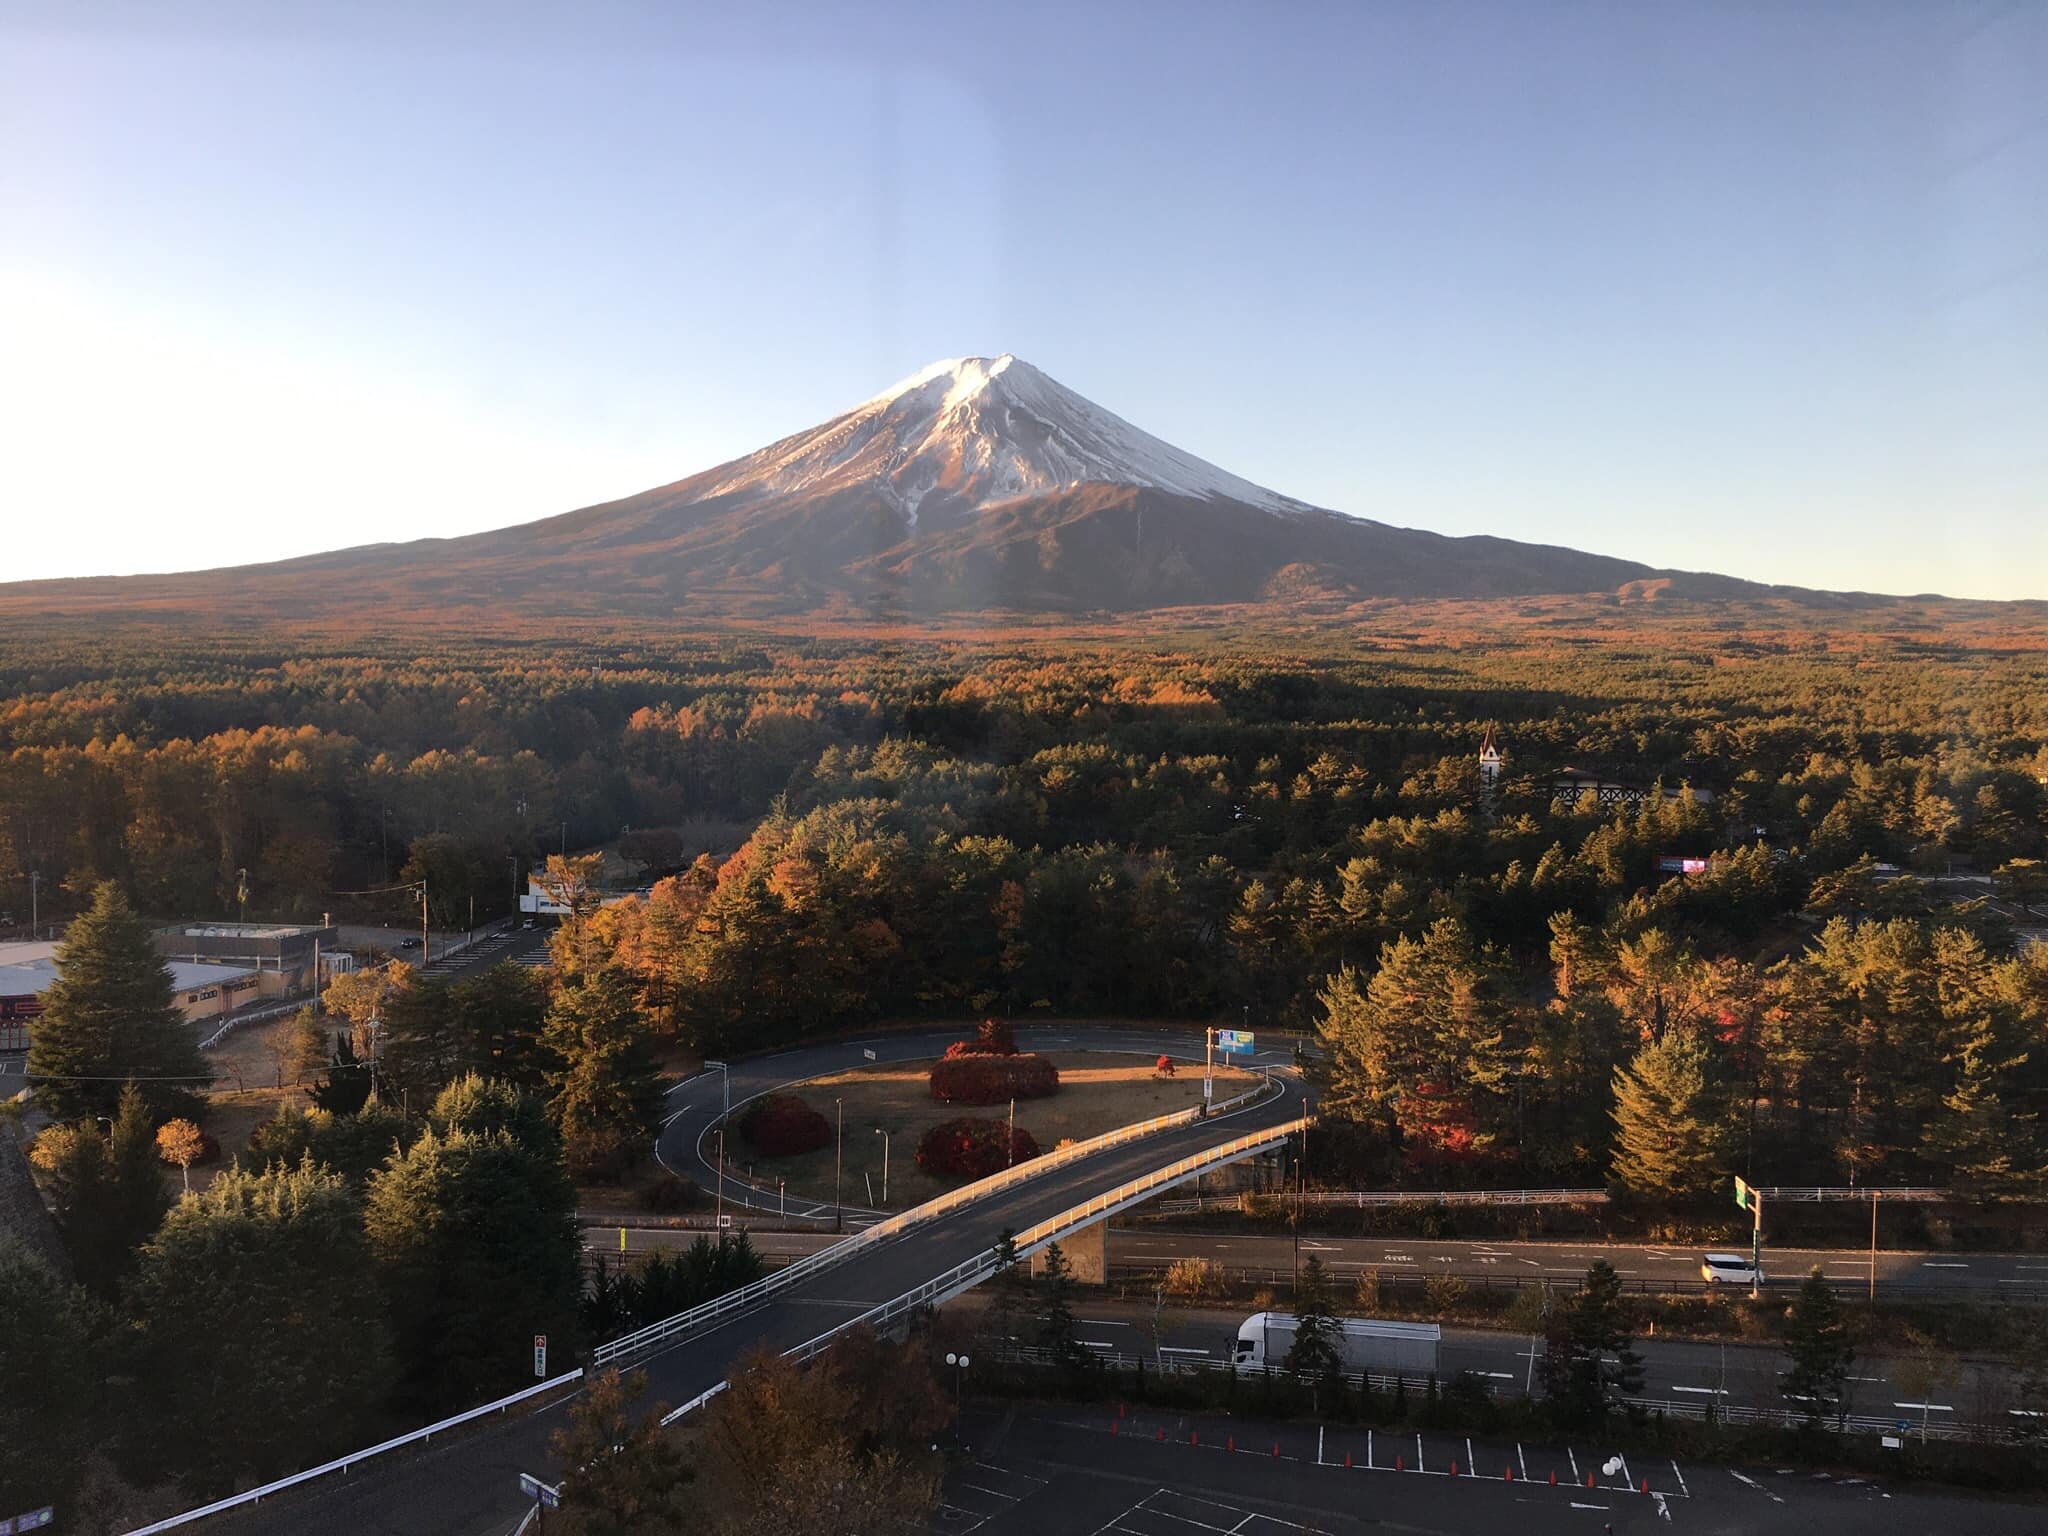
<box><xmin>1893</xmin><ymin>1401</ymin><xmax>1953</xmax><ymax>1412</ymax></box>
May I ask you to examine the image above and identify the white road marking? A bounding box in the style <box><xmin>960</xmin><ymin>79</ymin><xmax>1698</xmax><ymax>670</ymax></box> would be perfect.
<box><xmin>1477</xmin><ymin>1371</ymin><xmax>1514</xmax><ymax>1379</ymax></box>
<box><xmin>1730</xmin><ymin>1470</ymin><xmax>1785</xmax><ymax>1503</ymax></box>
<box><xmin>1416</xmin><ymin>1432</ymin><xmax>1425</xmax><ymax>1472</ymax></box>
<box><xmin>1893</xmin><ymin>1402</ymin><xmax>1953</xmax><ymax>1412</ymax></box>
<box><xmin>1568</xmin><ymin>1447</ymin><xmax>1579</xmax><ymax>1481</ymax></box>
<box><xmin>1569</xmin><ymin>1503</ymin><xmax>1609</xmax><ymax>1511</ymax></box>
<box><xmin>1671</xmin><ymin>1386</ymin><xmax>1727</xmax><ymax>1395</ymax></box>
<box><xmin>1617</xmin><ymin>1453</ymin><xmax>1633</xmax><ymax>1488</ymax></box>
<box><xmin>1921</xmin><ymin>1261</ymin><xmax>1968</xmax><ymax>1269</ymax></box>
<box><xmin>1518</xmin><ymin>1442</ymin><xmax>1528</xmax><ymax>1482</ymax></box>
<box><xmin>1669</xmin><ymin>1460</ymin><xmax>1689</xmax><ymax>1497</ymax></box>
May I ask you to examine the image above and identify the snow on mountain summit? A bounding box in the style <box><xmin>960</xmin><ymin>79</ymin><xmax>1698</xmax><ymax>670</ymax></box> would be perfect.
<box><xmin>696</xmin><ymin>354</ymin><xmax>1314</xmax><ymax>526</ymax></box>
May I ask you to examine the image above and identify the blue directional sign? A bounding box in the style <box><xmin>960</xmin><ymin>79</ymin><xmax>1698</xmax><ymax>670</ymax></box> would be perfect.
<box><xmin>1216</xmin><ymin>1029</ymin><xmax>1254</xmax><ymax>1056</ymax></box>
<box><xmin>519</xmin><ymin>1473</ymin><xmax>561</xmax><ymax>1509</ymax></box>
<box><xmin>0</xmin><ymin>1509</ymin><xmax>55</xmax><ymax>1535</ymax></box>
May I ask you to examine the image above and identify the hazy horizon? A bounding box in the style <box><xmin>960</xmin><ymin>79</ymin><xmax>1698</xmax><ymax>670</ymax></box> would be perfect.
<box><xmin>3</xmin><ymin>1</ymin><xmax>2043</xmax><ymax>599</ymax></box>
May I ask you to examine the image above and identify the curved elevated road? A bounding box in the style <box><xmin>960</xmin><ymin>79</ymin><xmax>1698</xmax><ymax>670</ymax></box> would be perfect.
<box><xmin>206</xmin><ymin>1027</ymin><xmax>1307</xmax><ymax>1536</ymax></box>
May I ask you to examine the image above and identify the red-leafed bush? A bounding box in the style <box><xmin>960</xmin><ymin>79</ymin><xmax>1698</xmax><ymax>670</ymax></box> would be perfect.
<box><xmin>928</xmin><ymin>1052</ymin><xmax>1059</xmax><ymax>1105</ymax></box>
<box><xmin>942</xmin><ymin>1017</ymin><xmax>1019</xmax><ymax>1058</ymax></box>
<box><xmin>1155</xmin><ymin>1054</ymin><xmax>1176</xmax><ymax>1077</ymax></box>
<box><xmin>737</xmin><ymin>1094</ymin><xmax>832</xmax><ymax>1156</ymax></box>
<box><xmin>916</xmin><ymin>1117</ymin><xmax>1041</xmax><ymax>1180</ymax></box>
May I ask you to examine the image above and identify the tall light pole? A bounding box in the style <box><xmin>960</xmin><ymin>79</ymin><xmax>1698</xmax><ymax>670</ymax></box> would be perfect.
<box><xmin>834</xmin><ymin>1098</ymin><xmax>844</xmax><ymax>1233</ymax></box>
<box><xmin>945</xmin><ymin>1351</ymin><xmax>970</xmax><ymax>1411</ymax></box>
<box><xmin>875</xmin><ymin>1128</ymin><xmax>889</xmax><ymax>1206</ymax></box>
<box><xmin>28</xmin><ymin>870</ymin><xmax>41</xmax><ymax>939</ymax></box>
<box><xmin>715</xmin><ymin>1126</ymin><xmax>726</xmax><ymax>1241</ymax></box>
<box><xmin>1007</xmin><ymin>1098</ymin><xmax>1016</xmax><ymax>1170</ymax></box>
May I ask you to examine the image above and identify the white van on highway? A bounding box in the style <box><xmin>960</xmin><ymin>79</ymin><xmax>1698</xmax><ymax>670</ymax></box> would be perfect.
<box><xmin>1701</xmin><ymin>1252</ymin><xmax>1763</xmax><ymax>1286</ymax></box>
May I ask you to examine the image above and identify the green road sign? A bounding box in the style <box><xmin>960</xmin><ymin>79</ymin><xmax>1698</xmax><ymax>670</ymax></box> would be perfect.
<box><xmin>1733</xmin><ymin>1175</ymin><xmax>1754</xmax><ymax>1212</ymax></box>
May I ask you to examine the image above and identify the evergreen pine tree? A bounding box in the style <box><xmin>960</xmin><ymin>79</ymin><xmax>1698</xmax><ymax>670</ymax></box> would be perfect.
<box><xmin>281</xmin><ymin>1005</ymin><xmax>329</xmax><ymax>1087</ymax></box>
<box><xmin>543</xmin><ymin>963</ymin><xmax>664</xmax><ymax>1181</ymax></box>
<box><xmin>983</xmin><ymin>1229</ymin><xmax>1033</xmax><ymax>1356</ymax></box>
<box><xmin>1921</xmin><ymin>1013</ymin><xmax>2043</xmax><ymax>1196</ymax></box>
<box><xmin>1561</xmin><ymin>1259</ymin><xmax>1644</xmax><ymax>1423</ymax></box>
<box><xmin>27</xmin><ymin>882</ymin><xmax>209</xmax><ymax>1122</ymax></box>
<box><xmin>311</xmin><ymin>1031</ymin><xmax>374</xmax><ymax>1114</ymax></box>
<box><xmin>1609</xmin><ymin>1028</ymin><xmax>1736</xmax><ymax>1199</ymax></box>
<box><xmin>376</xmin><ymin>966</ymin><xmax>463</xmax><ymax>1109</ymax></box>
<box><xmin>0</xmin><ymin>1242</ymin><xmax>100</xmax><ymax>1517</ymax></box>
<box><xmin>122</xmin><ymin>1159</ymin><xmax>390</xmax><ymax>1498</ymax></box>
<box><xmin>1036</xmin><ymin>1241</ymin><xmax>1087</xmax><ymax>1371</ymax></box>
<box><xmin>1781</xmin><ymin>1268</ymin><xmax>1855</xmax><ymax>1426</ymax></box>
<box><xmin>1284</xmin><ymin>1254</ymin><xmax>1345</xmax><ymax>1382</ymax></box>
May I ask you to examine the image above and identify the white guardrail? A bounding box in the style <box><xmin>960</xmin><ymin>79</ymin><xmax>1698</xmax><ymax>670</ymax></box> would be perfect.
<box><xmin>119</xmin><ymin>1370</ymin><xmax>586</xmax><ymax>1536</ymax></box>
<box><xmin>598</xmin><ymin>1074</ymin><xmax>1287</xmax><ymax>1367</ymax></box>
<box><xmin>1146</xmin><ymin>1187</ymin><xmax>1608</xmax><ymax>1215</ymax></box>
<box><xmin>661</xmin><ymin>1112</ymin><xmax>1311</xmax><ymax>1426</ymax></box>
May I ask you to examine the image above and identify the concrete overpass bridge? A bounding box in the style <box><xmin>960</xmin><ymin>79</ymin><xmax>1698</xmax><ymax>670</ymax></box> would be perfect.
<box><xmin>145</xmin><ymin>1026</ymin><xmax>1309</xmax><ymax>1536</ymax></box>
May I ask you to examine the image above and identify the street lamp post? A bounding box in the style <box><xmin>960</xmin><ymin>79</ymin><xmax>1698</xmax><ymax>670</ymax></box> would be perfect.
<box><xmin>945</xmin><ymin>1351</ymin><xmax>970</xmax><ymax>1412</ymax></box>
<box><xmin>715</xmin><ymin>1126</ymin><xmax>726</xmax><ymax>1241</ymax></box>
<box><xmin>834</xmin><ymin>1098</ymin><xmax>844</xmax><ymax>1232</ymax></box>
<box><xmin>875</xmin><ymin>1128</ymin><xmax>889</xmax><ymax>1206</ymax></box>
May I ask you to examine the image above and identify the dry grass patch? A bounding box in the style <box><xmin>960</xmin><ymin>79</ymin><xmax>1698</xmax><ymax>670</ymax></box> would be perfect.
<box><xmin>724</xmin><ymin>1051</ymin><xmax>1259</xmax><ymax>1212</ymax></box>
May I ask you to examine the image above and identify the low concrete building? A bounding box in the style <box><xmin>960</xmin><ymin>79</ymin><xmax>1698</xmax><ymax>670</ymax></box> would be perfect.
<box><xmin>155</xmin><ymin>921</ymin><xmax>338</xmax><ymax>1000</ymax></box>
<box><xmin>0</xmin><ymin>947</ymin><xmax>261</xmax><ymax>1045</ymax></box>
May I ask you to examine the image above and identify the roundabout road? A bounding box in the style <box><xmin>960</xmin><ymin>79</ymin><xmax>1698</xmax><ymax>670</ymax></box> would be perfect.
<box><xmin>657</xmin><ymin>1023</ymin><xmax>1294</xmax><ymax>1223</ymax></box>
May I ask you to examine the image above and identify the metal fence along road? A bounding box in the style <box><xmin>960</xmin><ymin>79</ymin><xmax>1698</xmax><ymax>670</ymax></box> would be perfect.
<box><xmin>1144</xmin><ymin>1187</ymin><xmax>1610</xmax><ymax>1215</ymax></box>
<box><xmin>118</xmin><ymin>1371</ymin><xmax>586</xmax><ymax>1536</ymax></box>
<box><xmin>597</xmin><ymin>1075</ymin><xmax>1285</xmax><ymax>1368</ymax></box>
<box><xmin>1105</xmin><ymin>1261</ymin><xmax>2048</xmax><ymax>1305</ymax></box>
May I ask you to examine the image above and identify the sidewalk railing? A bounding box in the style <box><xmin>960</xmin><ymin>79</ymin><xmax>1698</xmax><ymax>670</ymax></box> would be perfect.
<box><xmin>118</xmin><ymin>1370</ymin><xmax>585</xmax><ymax>1536</ymax></box>
<box><xmin>597</xmin><ymin>1075</ymin><xmax>1287</xmax><ymax>1367</ymax></box>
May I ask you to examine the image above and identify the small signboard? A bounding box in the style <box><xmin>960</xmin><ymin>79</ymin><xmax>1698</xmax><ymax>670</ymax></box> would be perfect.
<box><xmin>1881</xmin><ymin>1435</ymin><xmax>1903</xmax><ymax>1449</ymax></box>
<box><xmin>1</xmin><ymin>1510</ymin><xmax>55</xmax><ymax>1534</ymax></box>
<box><xmin>1733</xmin><ymin>1176</ymin><xmax>1755</xmax><ymax>1213</ymax></box>
<box><xmin>533</xmin><ymin>1334</ymin><xmax>547</xmax><ymax>1378</ymax></box>
<box><xmin>718</xmin><ymin>1213</ymin><xmax>733</xmax><ymax>1229</ymax></box>
<box><xmin>862</xmin><ymin>1047</ymin><xmax>877</xmax><ymax>1061</ymax></box>
<box><xmin>1216</xmin><ymin>1029</ymin><xmax>1254</xmax><ymax>1056</ymax></box>
<box><xmin>519</xmin><ymin>1473</ymin><xmax>562</xmax><ymax>1509</ymax></box>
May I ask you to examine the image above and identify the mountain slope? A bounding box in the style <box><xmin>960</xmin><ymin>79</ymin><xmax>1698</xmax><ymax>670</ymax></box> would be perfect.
<box><xmin>0</xmin><ymin>353</ymin><xmax>1788</xmax><ymax>621</ymax></box>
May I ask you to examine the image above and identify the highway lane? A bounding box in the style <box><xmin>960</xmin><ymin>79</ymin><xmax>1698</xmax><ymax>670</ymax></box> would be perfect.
<box><xmin>657</xmin><ymin>1023</ymin><xmax>1293</xmax><ymax>1223</ymax></box>
<box><xmin>967</xmin><ymin>1296</ymin><xmax>2028</xmax><ymax>1426</ymax></box>
<box><xmin>595</xmin><ymin>1224</ymin><xmax>2048</xmax><ymax>1300</ymax></box>
<box><xmin>1109</xmin><ymin>1229</ymin><xmax>2048</xmax><ymax>1298</ymax></box>
<box><xmin>208</xmin><ymin>1059</ymin><xmax>1308</xmax><ymax>1536</ymax></box>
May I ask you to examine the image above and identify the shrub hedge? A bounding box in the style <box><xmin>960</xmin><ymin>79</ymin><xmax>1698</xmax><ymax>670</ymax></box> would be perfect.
<box><xmin>916</xmin><ymin>1117</ymin><xmax>1041</xmax><ymax>1180</ymax></box>
<box><xmin>737</xmin><ymin>1094</ymin><xmax>833</xmax><ymax>1156</ymax></box>
<box><xmin>929</xmin><ymin>1052</ymin><xmax>1059</xmax><ymax>1105</ymax></box>
<box><xmin>942</xmin><ymin>1017</ymin><xmax>1019</xmax><ymax>1058</ymax></box>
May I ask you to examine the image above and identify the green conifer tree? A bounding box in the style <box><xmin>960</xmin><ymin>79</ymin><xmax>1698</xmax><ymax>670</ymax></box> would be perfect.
<box><xmin>542</xmin><ymin>964</ymin><xmax>663</xmax><ymax>1181</ymax></box>
<box><xmin>27</xmin><ymin>883</ymin><xmax>209</xmax><ymax>1122</ymax></box>
<box><xmin>1609</xmin><ymin>1028</ymin><xmax>1736</xmax><ymax>1199</ymax></box>
<box><xmin>1284</xmin><ymin>1253</ymin><xmax>1345</xmax><ymax>1382</ymax></box>
<box><xmin>1781</xmin><ymin>1268</ymin><xmax>1855</xmax><ymax>1426</ymax></box>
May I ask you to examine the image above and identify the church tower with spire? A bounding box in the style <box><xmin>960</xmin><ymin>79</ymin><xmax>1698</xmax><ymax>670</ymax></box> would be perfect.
<box><xmin>1478</xmin><ymin>724</ymin><xmax>1504</xmax><ymax>792</ymax></box>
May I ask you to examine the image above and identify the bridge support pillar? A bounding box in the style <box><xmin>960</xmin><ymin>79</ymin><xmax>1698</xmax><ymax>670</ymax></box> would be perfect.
<box><xmin>1031</xmin><ymin>1217</ymin><xmax>1106</xmax><ymax>1284</ymax></box>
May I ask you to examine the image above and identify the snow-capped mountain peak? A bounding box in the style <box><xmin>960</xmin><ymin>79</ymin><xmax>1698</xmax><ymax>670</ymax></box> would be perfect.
<box><xmin>698</xmin><ymin>354</ymin><xmax>1313</xmax><ymax>528</ymax></box>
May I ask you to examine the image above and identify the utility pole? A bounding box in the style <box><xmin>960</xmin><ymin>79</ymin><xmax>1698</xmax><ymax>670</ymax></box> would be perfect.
<box><xmin>834</xmin><ymin>1098</ymin><xmax>844</xmax><ymax>1233</ymax></box>
<box><xmin>1007</xmin><ymin>1097</ymin><xmax>1016</xmax><ymax>1169</ymax></box>
<box><xmin>1203</xmin><ymin>1026</ymin><xmax>1214</xmax><ymax>1116</ymax></box>
<box><xmin>875</xmin><ymin>1128</ymin><xmax>889</xmax><ymax>1206</ymax></box>
<box><xmin>510</xmin><ymin>855</ymin><xmax>520</xmax><ymax>918</ymax></box>
<box><xmin>418</xmin><ymin>881</ymin><xmax>431</xmax><ymax>965</ymax></box>
<box><xmin>29</xmin><ymin>871</ymin><xmax>40</xmax><ymax>938</ymax></box>
<box><xmin>1869</xmin><ymin>1190</ymin><xmax>1879</xmax><ymax>1302</ymax></box>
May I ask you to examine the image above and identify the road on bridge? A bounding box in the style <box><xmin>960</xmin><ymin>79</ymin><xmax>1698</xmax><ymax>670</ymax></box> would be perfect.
<box><xmin>203</xmin><ymin>1028</ymin><xmax>1307</xmax><ymax>1536</ymax></box>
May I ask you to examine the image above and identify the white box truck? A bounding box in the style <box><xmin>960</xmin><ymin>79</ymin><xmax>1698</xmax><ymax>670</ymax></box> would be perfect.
<box><xmin>1231</xmin><ymin>1312</ymin><xmax>1440</xmax><ymax>1376</ymax></box>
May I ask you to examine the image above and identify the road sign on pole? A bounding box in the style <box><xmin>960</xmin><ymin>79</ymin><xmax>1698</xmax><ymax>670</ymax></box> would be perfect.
<box><xmin>1</xmin><ymin>1508</ymin><xmax>56</xmax><ymax>1534</ymax></box>
<box><xmin>1733</xmin><ymin>1176</ymin><xmax>1754</xmax><ymax>1211</ymax></box>
<box><xmin>533</xmin><ymin>1334</ymin><xmax>547</xmax><ymax>1378</ymax></box>
<box><xmin>519</xmin><ymin>1473</ymin><xmax>561</xmax><ymax>1509</ymax></box>
<box><xmin>1216</xmin><ymin>1029</ymin><xmax>1255</xmax><ymax>1056</ymax></box>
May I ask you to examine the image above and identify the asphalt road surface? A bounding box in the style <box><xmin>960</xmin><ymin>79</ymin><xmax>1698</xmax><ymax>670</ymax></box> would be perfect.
<box><xmin>945</xmin><ymin>1402</ymin><xmax>2048</xmax><ymax>1535</ymax></box>
<box><xmin>959</xmin><ymin>1295</ymin><xmax>2029</xmax><ymax>1429</ymax></box>
<box><xmin>208</xmin><ymin>1034</ymin><xmax>1307</xmax><ymax>1536</ymax></box>
<box><xmin>1111</xmin><ymin>1231</ymin><xmax>2048</xmax><ymax>1300</ymax></box>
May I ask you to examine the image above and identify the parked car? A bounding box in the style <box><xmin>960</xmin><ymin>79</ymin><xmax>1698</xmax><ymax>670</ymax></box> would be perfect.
<box><xmin>522</xmin><ymin>917</ymin><xmax>537</xmax><ymax>930</ymax></box>
<box><xmin>397</xmin><ymin>936</ymin><xmax>422</xmax><ymax>950</ymax></box>
<box><xmin>1701</xmin><ymin>1252</ymin><xmax>1763</xmax><ymax>1287</ymax></box>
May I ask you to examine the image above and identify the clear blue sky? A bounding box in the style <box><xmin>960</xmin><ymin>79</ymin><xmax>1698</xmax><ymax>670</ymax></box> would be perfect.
<box><xmin>3</xmin><ymin>1</ymin><xmax>2042</xmax><ymax>597</ymax></box>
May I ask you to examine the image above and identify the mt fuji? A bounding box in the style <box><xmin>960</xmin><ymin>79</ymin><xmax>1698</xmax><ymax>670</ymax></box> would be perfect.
<box><xmin>0</xmin><ymin>354</ymin><xmax>1779</xmax><ymax>621</ymax></box>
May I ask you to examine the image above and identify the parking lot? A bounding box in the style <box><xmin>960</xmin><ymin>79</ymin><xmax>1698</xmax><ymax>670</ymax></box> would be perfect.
<box><xmin>944</xmin><ymin>1403</ymin><xmax>2048</xmax><ymax>1534</ymax></box>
